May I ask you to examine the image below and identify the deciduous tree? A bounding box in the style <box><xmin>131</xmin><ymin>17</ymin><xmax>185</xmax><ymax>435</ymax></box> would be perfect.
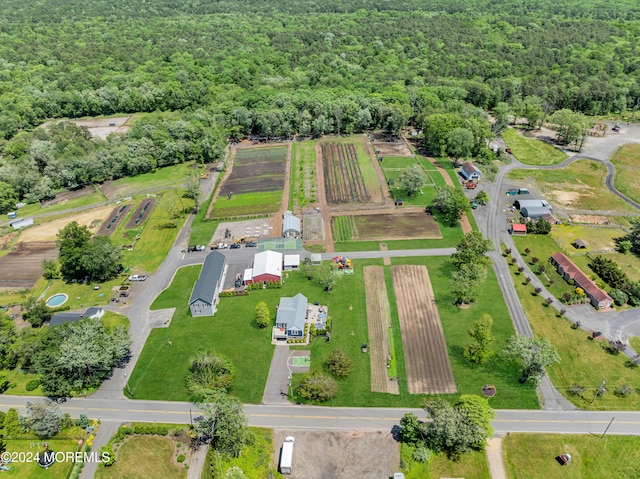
<box><xmin>327</xmin><ymin>348</ymin><xmax>353</xmax><ymax>379</ymax></box>
<box><xmin>432</xmin><ymin>186</ymin><xmax>470</xmax><ymax>226</ymax></box>
<box><xmin>464</xmin><ymin>314</ymin><xmax>494</xmax><ymax>364</ymax></box>
<box><xmin>195</xmin><ymin>390</ymin><xmax>251</xmax><ymax>457</ymax></box>
<box><xmin>186</xmin><ymin>351</ymin><xmax>235</xmax><ymax>396</ymax></box>
<box><xmin>297</xmin><ymin>371</ymin><xmax>338</xmax><ymax>402</ymax></box>
<box><xmin>398</xmin><ymin>167</ymin><xmax>426</xmax><ymax>196</ymax></box>
<box><xmin>503</xmin><ymin>335</ymin><xmax>560</xmax><ymax>386</ymax></box>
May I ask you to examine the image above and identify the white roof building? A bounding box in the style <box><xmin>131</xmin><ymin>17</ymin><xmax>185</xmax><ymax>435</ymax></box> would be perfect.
<box><xmin>252</xmin><ymin>250</ymin><xmax>283</xmax><ymax>281</ymax></box>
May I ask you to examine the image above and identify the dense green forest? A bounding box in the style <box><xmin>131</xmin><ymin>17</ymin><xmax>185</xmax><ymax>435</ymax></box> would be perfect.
<box><xmin>0</xmin><ymin>0</ymin><xmax>639</xmax><ymax>204</ymax></box>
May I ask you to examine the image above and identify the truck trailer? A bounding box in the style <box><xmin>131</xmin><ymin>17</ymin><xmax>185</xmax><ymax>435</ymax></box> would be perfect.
<box><xmin>279</xmin><ymin>436</ymin><xmax>295</xmax><ymax>474</ymax></box>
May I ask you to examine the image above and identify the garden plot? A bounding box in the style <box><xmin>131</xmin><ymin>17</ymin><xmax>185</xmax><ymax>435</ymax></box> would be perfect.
<box><xmin>370</xmin><ymin>133</ymin><xmax>413</xmax><ymax>157</ymax></box>
<box><xmin>125</xmin><ymin>198</ymin><xmax>156</xmax><ymax>229</ymax></box>
<box><xmin>0</xmin><ymin>242</ymin><xmax>58</xmax><ymax>288</ymax></box>
<box><xmin>18</xmin><ymin>205</ymin><xmax>114</xmax><ymax>242</ymax></box>
<box><xmin>219</xmin><ymin>147</ymin><xmax>287</xmax><ymax>196</ymax></box>
<box><xmin>363</xmin><ymin>266</ymin><xmax>398</xmax><ymax>394</ymax></box>
<box><xmin>391</xmin><ymin>265</ymin><xmax>456</xmax><ymax>394</ymax></box>
<box><xmin>322</xmin><ymin>143</ymin><xmax>370</xmax><ymax>204</ymax></box>
<box><xmin>97</xmin><ymin>204</ymin><xmax>131</xmax><ymax>236</ymax></box>
<box><xmin>332</xmin><ymin>212</ymin><xmax>441</xmax><ymax>242</ymax></box>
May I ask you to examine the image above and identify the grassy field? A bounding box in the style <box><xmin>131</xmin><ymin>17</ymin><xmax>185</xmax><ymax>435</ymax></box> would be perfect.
<box><xmin>611</xmin><ymin>143</ymin><xmax>640</xmax><ymax>204</ymax></box>
<box><xmin>502</xmin><ymin>128</ymin><xmax>567</xmax><ymax>165</ymax></box>
<box><xmin>206</xmin><ymin>428</ymin><xmax>282</xmax><ymax>479</ymax></box>
<box><xmin>508</xmin><ymin>160</ymin><xmax>637</xmax><ymax>213</ymax></box>
<box><xmin>16</xmin><ymin>187</ymin><xmax>107</xmax><ymax>217</ymax></box>
<box><xmin>550</xmin><ymin>224</ymin><xmax>626</xmax><ymax>254</ymax></box>
<box><xmin>101</xmin><ymin>311</ymin><xmax>130</xmax><ymax>332</ymax></box>
<box><xmin>100</xmin><ymin>162</ymin><xmax>192</xmax><ymax>199</ymax></box>
<box><xmin>503</xmin><ymin>433</ymin><xmax>640</xmax><ymax>479</ymax></box>
<box><xmin>123</xmin><ymin>191</ymin><xmax>193</xmax><ymax>272</ymax></box>
<box><xmin>210</xmin><ymin>191</ymin><xmax>282</xmax><ymax>218</ymax></box>
<box><xmin>400</xmin><ymin>443</ymin><xmax>490</xmax><ymax>479</ymax></box>
<box><xmin>128</xmin><ymin>265</ymin><xmax>274</xmax><ymax>403</ymax></box>
<box><xmin>4</xmin><ymin>436</ymin><xmax>84</xmax><ymax>478</ymax></box>
<box><xmin>188</xmin><ymin>186</ymin><xmax>220</xmax><ymax>246</ymax></box>
<box><xmin>630</xmin><ymin>336</ymin><xmax>640</xmax><ymax>352</ymax></box>
<box><xmin>0</xmin><ymin>277</ymin><xmax>48</xmax><ymax>307</ymax></box>
<box><xmin>43</xmin><ymin>276</ymin><xmax>126</xmax><ymax>310</ymax></box>
<box><xmin>507</xmin><ymin>253</ymin><xmax>640</xmax><ymax>410</ymax></box>
<box><xmin>290</xmin><ymin>140</ymin><xmax>317</xmax><ymax>209</ymax></box>
<box><xmin>95</xmin><ymin>436</ymin><xmax>186</xmax><ymax>479</ymax></box>
<box><xmin>0</xmin><ymin>367</ymin><xmax>43</xmax><ymax>395</ymax></box>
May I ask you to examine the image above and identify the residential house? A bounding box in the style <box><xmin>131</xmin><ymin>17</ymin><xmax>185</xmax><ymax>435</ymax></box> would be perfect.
<box><xmin>274</xmin><ymin>293</ymin><xmax>308</xmax><ymax>340</ymax></box>
<box><xmin>550</xmin><ymin>252</ymin><xmax>613</xmax><ymax>309</ymax></box>
<box><xmin>50</xmin><ymin>307</ymin><xmax>104</xmax><ymax>327</ymax></box>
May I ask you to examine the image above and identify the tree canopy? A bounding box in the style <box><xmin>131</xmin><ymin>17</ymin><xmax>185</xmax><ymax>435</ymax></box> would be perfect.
<box><xmin>195</xmin><ymin>390</ymin><xmax>251</xmax><ymax>457</ymax></box>
<box><xmin>432</xmin><ymin>186</ymin><xmax>470</xmax><ymax>227</ymax></box>
<box><xmin>503</xmin><ymin>335</ymin><xmax>560</xmax><ymax>386</ymax></box>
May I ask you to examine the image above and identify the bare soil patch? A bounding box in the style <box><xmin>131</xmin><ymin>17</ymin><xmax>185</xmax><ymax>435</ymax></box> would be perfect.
<box><xmin>363</xmin><ymin>266</ymin><xmax>399</xmax><ymax>394</ymax></box>
<box><xmin>302</xmin><ymin>213</ymin><xmax>325</xmax><ymax>241</ymax></box>
<box><xmin>220</xmin><ymin>175</ymin><xmax>285</xmax><ymax>195</ymax></box>
<box><xmin>125</xmin><ymin>199</ymin><xmax>156</xmax><ymax>229</ymax></box>
<box><xmin>371</xmin><ymin>133</ymin><xmax>414</xmax><ymax>157</ymax></box>
<box><xmin>18</xmin><ymin>205</ymin><xmax>114</xmax><ymax>242</ymax></box>
<box><xmin>549</xmin><ymin>189</ymin><xmax>584</xmax><ymax>208</ymax></box>
<box><xmin>569</xmin><ymin>214</ymin><xmax>611</xmax><ymax>224</ymax></box>
<box><xmin>272</xmin><ymin>430</ymin><xmax>399</xmax><ymax>479</ymax></box>
<box><xmin>322</xmin><ymin>143</ymin><xmax>370</xmax><ymax>204</ymax></box>
<box><xmin>212</xmin><ymin>218</ymin><xmax>278</xmax><ymax>244</ymax></box>
<box><xmin>218</xmin><ymin>146</ymin><xmax>287</xmax><ymax>196</ymax></box>
<box><xmin>391</xmin><ymin>265</ymin><xmax>456</xmax><ymax>394</ymax></box>
<box><xmin>354</xmin><ymin>211</ymin><xmax>442</xmax><ymax>241</ymax></box>
<box><xmin>0</xmin><ymin>242</ymin><xmax>57</xmax><ymax>288</ymax></box>
<box><xmin>97</xmin><ymin>204</ymin><xmax>131</xmax><ymax>236</ymax></box>
<box><xmin>40</xmin><ymin>185</ymin><xmax>97</xmax><ymax>207</ymax></box>
<box><xmin>43</xmin><ymin>116</ymin><xmax>131</xmax><ymax>140</ymax></box>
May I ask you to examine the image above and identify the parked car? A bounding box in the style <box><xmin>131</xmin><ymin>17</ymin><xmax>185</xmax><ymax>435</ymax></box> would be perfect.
<box><xmin>230</xmin><ymin>243</ymin><xmax>241</xmax><ymax>249</ymax></box>
<box><xmin>128</xmin><ymin>274</ymin><xmax>147</xmax><ymax>281</ymax></box>
<box><xmin>195</xmin><ymin>244</ymin><xmax>206</xmax><ymax>251</ymax></box>
<box><xmin>245</xmin><ymin>241</ymin><xmax>257</xmax><ymax>247</ymax></box>
<box><xmin>218</xmin><ymin>243</ymin><xmax>228</xmax><ymax>249</ymax></box>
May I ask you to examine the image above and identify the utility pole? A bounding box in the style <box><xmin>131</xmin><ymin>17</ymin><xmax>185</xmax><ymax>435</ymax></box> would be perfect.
<box><xmin>591</xmin><ymin>377</ymin><xmax>606</xmax><ymax>404</ymax></box>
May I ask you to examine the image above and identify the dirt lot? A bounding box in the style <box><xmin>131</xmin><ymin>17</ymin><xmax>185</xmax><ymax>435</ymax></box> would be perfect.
<box><xmin>97</xmin><ymin>204</ymin><xmax>131</xmax><ymax>236</ymax></box>
<box><xmin>364</xmin><ymin>266</ymin><xmax>399</xmax><ymax>394</ymax></box>
<box><xmin>391</xmin><ymin>265</ymin><xmax>456</xmax><ymax>395</ymax></box>
<box><xmin>272</xmin><ymin>430</ymin><xmax>399</xmax><ymax>479</ymax></box>
<box><xmin>0</xmin><ymin>242</ymin><xmax>57</xmax><ymax>288</ymax></box>
<box><xmin>212</xmin><ymin>218</ymin><xmax>278</xmax><ymax>244</ymax></box>
<box><xmin>42</xmin><ymin>116</ymin><xmax>131</xmax><ymax>140</ymax></box>
<box><xmin>40</xmin><ymin>185</ymin><xmax>97</xmax><ymax>207</ymax></box>
<box><xmin>18</xmin><ymin>205</ymin><xmax>114</xmax><ymax>242</ymax></box>
<box><xmin>125</xmin><ymin>198</ymin><xmax>156</xmax><ymax>229</ymax></box>
<box><xmin>371</xmin><ymin>133</ymin><xmax>414</xmax><ymax>157</ymax></box>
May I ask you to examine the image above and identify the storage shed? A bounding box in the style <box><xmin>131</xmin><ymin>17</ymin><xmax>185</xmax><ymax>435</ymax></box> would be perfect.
<box><xmin>282</xmin><ymin>211</ymin><xmax>301</xmax><ymax>238</ymax></box>
<box><xmin>10</xmin><ymin>218</ymin><xmax>34</xmax><ymax>229</ymax></box>
<box><xmin>514</xmin><ymin>199</ymin><xmax>551</xmax><ymax>210</ymax></box>
<box><xmin>521</xmin><ymin>206</ymin><xmax>552</xmax><ymax>219</ymax></box>
<box><xmin>460</xmin><ymin>161</ymin><xmax>482</xmax><ymax>180</ymax></box>
<box><xmin>189</xmin><ymin>251</ymin><xmax>227</xmax><ymax>317</ymax></box>
<box><xmin>284</xmin><ymin>254</ymin><xmax>300</xmax><ymax>270</ymax></box>
<box><xmin>310</xmin><ymin>253</ymin><xmax>322</xmax><ymax>265</ymax></box>
<box><xmin>511</xmin><ymin>223</ymin><xmax>527</xmax><ymax>236</ymax></box>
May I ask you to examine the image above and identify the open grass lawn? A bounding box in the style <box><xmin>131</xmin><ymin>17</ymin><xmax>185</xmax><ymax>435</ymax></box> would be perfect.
<box><xmin>429</xmin><ymin>450</ymin><xmax>490</xmax><ymax>479</ymax></box>
<box><xmin>551</xmin><ymin>224</ymin><xmax>625</xmax><ymax>254</ymax></box>
<box><xmin>210</xmin><ymin>191</ymin><xmax>282</xmax><ymax>218</ymax></box>
<box><xmin>506</xmin><ymin>257</ymin><xmax>640</xmax><ymax>410</ymax></box>
<box><xmin>503</xmin><ymin>433</ymin><xmax>640</xmax><ymax>479</ymax></box>
<box><xmin>508</xmin><ymin>160</ymin><xmax>637</xmax><ymax>213</ymax></box>
<box><xmin>630</xmin><ymin>336</ymin><xmax>640</xmax><ymax>352</ymax></box>
<box><xmin>95</xmin><ymin>436</ymin><xmax>186</xmax><ymax>479</ymax></box>
<box><xmin>101</xmin><ymin>162</ymin><xmax>192</xmax><ymax>199</ymax></box>
<box><xmin>502</xmin><ymin>128</ymin><xmax>567</xmax><ymax>165</ymax></box>
<box><xmin>16</xmin><ymin>188</ymin><xmax>107</xmax><ymax>218</ymax></box>
<box><xmin>43</xmin><ymin>276</ymin><xmax>125</xmax><ymax>310</ymax></box>
<box><xmin>101</xmin><ymin>311</ymin><xmax>130</xmax><ymax>332</ymax></box>
<box><xmin>416</xmin><ymin>157</ymin><xmax>450</xmax><ymax>188</ymax></box>
<box><xmin>4</xmin><ymin>437</ymin><xmax>82</xmax><ymax>478</ymax></box>
<box><xmin>290</xmin><ymin>140</ymin><xmax>317</xmax><ymax>209</ymax></box>
<box><xmin>209</xmin><ymin>427</ymin><xmax>281</xmax><ymax>479</ymax></box>
<box><xmin>189</xmin><ymin>188</ymin><xmax>220</xmax><ymax>246</ymax></box>
<box><xmin>611</xmin><ymin>143</ymin><xmax>640</xmax><ymax>204</ymax></box>
<box><xmin>129</xmin><ymin>265</ymin><xmax>274</xmax><ymax>403</ymax></box>
<box><xmin>123</xmin><ymin>191</ymin><xmax>193</xmax><ymax>272</ymax></box>
<box><xmin>380</xmin><ymin>155</ymin><xmax>420</xmax><ymax>170</ymax></box>
<box><xmin>0</xmin><ymin>367</ymin><xmax>43</xmax><ymax>395</ymax></box>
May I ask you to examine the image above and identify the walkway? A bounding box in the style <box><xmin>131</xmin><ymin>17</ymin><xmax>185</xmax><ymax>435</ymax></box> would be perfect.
<box><xmin>485</xmin><ymin>437</ymin><xmax>508</xmax><ymax>479</ymax></box>
<box><xmin>79</xmin><ymin>420</ymin><xmax>121</xmax><ymax>479</ymax></box>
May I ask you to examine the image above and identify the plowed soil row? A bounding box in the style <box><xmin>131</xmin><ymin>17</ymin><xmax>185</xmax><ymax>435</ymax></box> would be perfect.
<box><xmin>363</xmin><ymin>266</ymin><xmax>399</xmax><ymax>395</ymax></box>
<box><xmin>0</xmin><ymin>242</ymin><xmax>58</xmax><ymax>288</ymax></box>
<box><xmin>125</xmin><ymin>198</ymin><xmax>156</xmax><ymax>229</ymax></box>
<box><xmin>97</xmin><ymin>204</ymin><xmax>131</xmax><ymax>236</ymax></box>
<box><xmin>391</xmin><ymin>265</ymin><xmax>456</xmax><ymax>395</ymax></box>
<box><xmin>322</xmin><ymin>143</ymin><xmax>370</xmax><ymax>204</ymax></box>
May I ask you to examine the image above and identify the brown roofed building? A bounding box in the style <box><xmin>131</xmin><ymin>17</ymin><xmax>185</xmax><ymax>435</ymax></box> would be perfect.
<box><xmin>549</xmin><ymin>252</ymin><xmax>612</xmax><ymax>309</ymax></box>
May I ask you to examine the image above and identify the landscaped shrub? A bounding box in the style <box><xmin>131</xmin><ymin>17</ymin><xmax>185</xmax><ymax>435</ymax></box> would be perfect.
<box><xmin>177</xmin><ymin>453</ymin><xmax>186</xmax><ymax>463</ymax></box>
<box><xmin>296</xmin><ymin>372</ymin><xmax>338</xmax><ymax>401</ymax></box>
<box><xmin>25</xmin><ymin>379</ymin><xmax>40</xmax><ymax>391</ymax></box>
<box><xmin>413</xmin><ymin>446</ymin><xmax>432</xmax><ymax>463</ymax></box>
<box><xmin>99</xmin><ymin>444</ymin><xmax>116</xmax><ymax>467</ymax></box>
<box><xmin>609</xmin><ymin>289</ymin><xmax>628</xmax><ymax>306</ymax></box>
<box><xmin>614</xmin><ymin>384</ymin><xmax>634</xmax><ymax>397</ymax></box>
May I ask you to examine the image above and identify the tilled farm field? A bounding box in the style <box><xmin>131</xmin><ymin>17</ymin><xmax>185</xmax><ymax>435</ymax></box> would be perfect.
<box><xmin>391</xmin><ymin>265</ymin><xmax>456</xmax><ymax>394</ymax></box>
<box><xmin>322</xmin><ymin>142</ymin><xmax>370</xmax><ymax>204</ymax></box>
<box><xmin>332</xmin><ymin>211</ymin><xmax>441</xmax><ymax>241</ymax></box>
<box><xmin>219</xmin><ymin>146</ymin><xmax>287</xmax><ymax>196</ymax></box>
<box><xmin>0</xmin><ymin>242</ymin><xmax>58</xmax><ymax>288</ymax></box>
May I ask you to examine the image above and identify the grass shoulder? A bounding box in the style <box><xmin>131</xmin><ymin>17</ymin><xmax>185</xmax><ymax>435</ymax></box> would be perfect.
<box><xmin>611</xmin><ymin>143</ymin><xmax>640</xmax><ymax>204</ymax></box>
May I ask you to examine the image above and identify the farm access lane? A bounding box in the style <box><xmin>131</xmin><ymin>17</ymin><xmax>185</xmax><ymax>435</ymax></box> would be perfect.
<box><xmin>0</xmin><ymin>396</ymin><xmax>639</xmax><ymax>436</ymax></box>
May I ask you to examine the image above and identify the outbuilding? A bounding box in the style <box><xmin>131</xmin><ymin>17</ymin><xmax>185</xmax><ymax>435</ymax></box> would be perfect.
<box><xmin>514</xmin><ymin>199</ymin><xmax>551</xmax><ymax>210</ymax></box>
<box><xmin>460</xmin><ymin>161</ymin><xmax>482</xmax><ymax>181</ymax></box>
<box><xmin>284</xmin><ymin>254</ymin><xmax>300</xmax><ymax>271</ymax></box>
<box><xmin>550</xmin><ymin>252</ymin><xmax>612</xmax><ymax>309</ymax></box>
<box><xmin>310</xmin><ymin>253</ymin><xmax>322</xmax><ymax>265</ymax></box>
<box><xmin>10</xmin><ymin>218</ymin><xmax>34</xmax><ymax>229</ymax></box>
<box><xmin>50</xmin><ymin>307</ymin><xmax>104</xmax><ymax>327</ymax></box>
<box><xmin>249</xmin><ymin>250</ymin><xmax>283</xmax><ymax>284</ymax></box>
<box><xmin>521</xmin><ymin>206</ymin><xmax>552</xmax><ymax>219</ymax></box>
<box><xmin>394</xmin><ymin>198</ymin><xmax>403</xmax><ymax>207</ymax></box>
<box><xmin>511</xmin><ymin>223</ymin><xmax>527</xmax><ymax>236</ymax></box>
<box><xmin>189</xmin><ymin>251</ymin><xmax>227</xmax><ymax>317</ymax></box>
<box><xmin>282</xmin><ymin>211</ymin><xmax>301</xmax><ymax>237</ymax></box>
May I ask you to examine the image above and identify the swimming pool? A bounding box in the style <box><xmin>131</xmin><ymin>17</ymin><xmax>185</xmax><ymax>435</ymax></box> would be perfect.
<box><xmin>46</xmin><ymin>293</ymin><xmax>68</xmax><ymax>307</ymax></box>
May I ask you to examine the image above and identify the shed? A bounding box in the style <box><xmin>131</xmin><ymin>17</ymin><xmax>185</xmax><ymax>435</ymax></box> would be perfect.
<box><xmin>10</xmin><ymin>218</ymin><xmax>34</xmax><ymax>229</ymax></box>
<box><xmin>243</xmin><ymin>268</ymin><xmax>253</xmax><ymax>284</ymax></box>
<box><xmin>189</xmin><ymin>251</ymin><xmax>227</xmax><ymax>317</ymax></box>
<box><xmin>573</xmin><ymin>239</ymin><xmax>589</xmax><ymax>249</ymax></box>
<box><xmin>50</xmin><ymin>307</ymin><xmax>104</xmax><ymax>327</ymax></box>
<box><xmin>511</xmin><ymin>223</ymin><xmax>527</xmax><ymax>236</ymax></box>
<box><xmin>460</xmin><ymin>161</ymin><xmax>482</xmax><ymax>181</ymax></box>
<box><xmin>394</xmin><ymin>198</ymin><xmax>403</xmax><ymax>207</ymax></box>
<box><xmin>282</xmin><ymin>211</ymin><xmax>301</xmax><ymax>238</ymax></box>
<box><xmin>7</xmin><ymin>212</ymin><xmax>17</xmax><ymax>219</ymax></box>
<box><xmin>250</xmin><ymin>250</ymin><xmax>282</xmax><ymax>284</ymax></box>
<box><xmin>514</xmin><ymin>199</ymin><xmax>551</xmax><ymax>210</ymax></box>
<box><xmin>310</xmin><ymin>253</ymin><xmax>322</xmax><ymax>265</ymax></box>
<box><xmin>284</xmin><ymin>254</ymin><xmax>300</xmax><ymax>270</ymax></box>
<box><xmin>521</xmin><ymin>206</ymin><xmax>552</xmax><ymax>219</ymax></box>
<box><xmin>275</xmin><ymin>293</ymin><xmax>308</xmax><ymax>339</ymax></box>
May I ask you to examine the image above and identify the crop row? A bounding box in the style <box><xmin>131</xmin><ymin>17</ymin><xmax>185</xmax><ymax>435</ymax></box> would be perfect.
<box><xmin>332</xmin><ymin>216</ymin><xmax>360</xmax><ymax>242</ymax></box>
<box><xmin>322</xmin><ymin>143</ymin><xmax>370</xmax><ymax>204</ymax></box>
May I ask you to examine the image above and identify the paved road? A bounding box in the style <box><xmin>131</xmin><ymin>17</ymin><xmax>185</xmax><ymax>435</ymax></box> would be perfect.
<box><xmin>0</xmin><ymin>396</ymin><xmax>638</xmax><ymax>436</ymax></box>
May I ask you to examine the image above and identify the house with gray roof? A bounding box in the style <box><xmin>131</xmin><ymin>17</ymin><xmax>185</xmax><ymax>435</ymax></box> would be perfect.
<box><xmin>189</xmin><ymin>251</ymin><xmax>227</xmax><ymax>317</ymax></box>
<box><xmin>274</xmin><ymin>293</ymin><xmax>308</xmax><ymax>340</ymax></box>
<box><xmin>50</xmin><ymin>307</ymin><xmax>104</xmax><ymax>327</ymax></box>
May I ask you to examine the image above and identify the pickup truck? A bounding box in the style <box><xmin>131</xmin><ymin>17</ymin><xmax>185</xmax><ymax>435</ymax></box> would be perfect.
<box><xmin>128</xmin><ymin>274</ymin><xmax>147</xmax><ymax>281</ymax></box>
<box><xmin>217</xmin><ymin>243</ymin><xmax>228</xmax><ymax>249</ymax></box>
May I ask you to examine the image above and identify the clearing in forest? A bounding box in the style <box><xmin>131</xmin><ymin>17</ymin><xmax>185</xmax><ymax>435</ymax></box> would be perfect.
<box><xmin>363</xmin><ymin>266</ymin><xmax>399</xmax><ymax>394</ymax></box>
<box><xmin>391</xmin><ymin>265</ymin><xmax>456</xmax><ymax>394</ymax></box>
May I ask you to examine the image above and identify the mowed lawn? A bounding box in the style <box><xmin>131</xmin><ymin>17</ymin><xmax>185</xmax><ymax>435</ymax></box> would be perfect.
<box><xmin>503</xmin><ymin>434</ymin><xmax>640</xmax><ymax>479</ymax></box>
<box><xmin>4</xmin><ymin>438</ymin><xmax>82</xmax><ymax>478</ymax></box>
<box><xmin>16</xmin><ymin>188</ymin><xmax>107</xmax><ymax>217</ymax></box>
<box><xmin>128</xmin><ymin>265</ymin><xmax>274</xmax><ymax>403</ymax></box>
<box><xmin>210</xmin><ymin>190</ymin><xmax>282</xmax><ymax>218</ymax></box>
<box><xmin>290</xmin><ymin>140</ymin><xmax>317</xmax><ymax>209</ymax></box>
<box><xmin>611</xmin><ymin>143</ymin><xmax>640</xmax><ymax>204</ymax></box>
<box><xmin>94</xmin><ymin>436</ymin><xmax>186</xmax><ymax>479</ymax></box>
<box><xmin>508</xmin><ymin>160</ymin><xmax>637</xmax><ymax>213</ymax></box>
<box><xmin>100</xmin><ymin>162</ymin><xmax>192</xmax><ymax>199</ymax></box>
<box><xmin>507</xmin><ymin>255</ymin><xmax>640</xmax><ymax>410</ymax></box>
<box><xmin>502</xmin><ymin>128</ymin><xmax>567</xmax><ymax>165</ymax></box>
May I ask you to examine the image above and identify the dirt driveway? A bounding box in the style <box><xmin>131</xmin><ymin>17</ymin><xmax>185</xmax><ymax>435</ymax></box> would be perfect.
<box><xmin>272</xmin><ymin>430</ymin><xmax>399</xmax><ymax>479</ymax></box>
